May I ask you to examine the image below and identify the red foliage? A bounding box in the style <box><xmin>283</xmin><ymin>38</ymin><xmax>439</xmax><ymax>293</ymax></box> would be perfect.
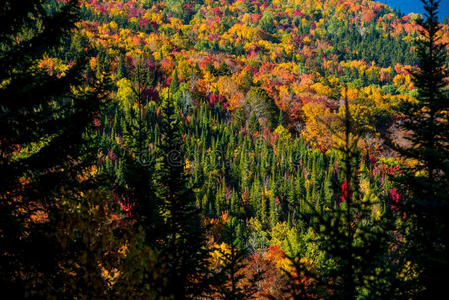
<box><xmin>108</xmin><ymin>149</ymin><xmax>117</xmax><ymax>163</ymax></box>
<box><xmin>208</xmin><ymin>93</ymin><xmax>220</xmax><ymax>106</ymax></box>
<box><xmin>389</xmin><ymin>188</ymin><xmax>401</xmax><ymax>212</ymax></box>
<box><xmin>244</xmin><ymin>251</ymin><xmax>286</xmax><ymax>298</ymax></box>
<box><xmin>93</xmin><ymin>117</ymin><xmax>101</xmax><ymax>128</ymax></box>
<box><xmin>293</xmin><ymin>10</ymin><xmax>304</xmax><ymax>17</ymax></box>
<box><xmin>338</xmin><ymin>180</ymin><xmax>352</xmax><ymax>205</ymax></box>
<box><xmin>267</xmin><ymin>244</ymin><xmax>286</xmax><ymax>261</ymax></box>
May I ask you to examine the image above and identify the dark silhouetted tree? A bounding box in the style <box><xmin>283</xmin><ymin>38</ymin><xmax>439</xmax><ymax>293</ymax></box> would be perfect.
<box><xmin>286</xmin><ymin>91</ymin><xmax>400</xmax><ymax>299</ymax></box>
<box><xmin>115</xmin><ymin>60</ymin><xmax>161</xmax><ymax>241</ymax></box>
<box><xmin>392</xmin><ymin>0</ymin><xmax>449</xmax><ymax>297</ymax></box>
<box><xmin>211</xmin><ymin>220</ymin><xmax>264</xmax><ymax>299</ymax></box>
<box><xmin>0</xmin><ymin>0</ymin><xmax>109</xmax><ymax>297</ymax></box>
<box><xmin>155</xmin><ymin>92</ymin><xmax>210</xmax><ymax>299</ymax></box>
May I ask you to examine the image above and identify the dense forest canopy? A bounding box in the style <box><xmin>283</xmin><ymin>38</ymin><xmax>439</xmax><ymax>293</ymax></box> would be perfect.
<box><xmin>1</xmin><ymin>0</ymin><xmax>448</xmax><ymax>298</ymax></box>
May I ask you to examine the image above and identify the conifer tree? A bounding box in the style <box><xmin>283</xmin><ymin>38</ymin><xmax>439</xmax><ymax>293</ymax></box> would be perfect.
<box><xmin>116</xmin><ymin>60</ymin><xmax>161</xmax><ymax>241</ymax></box>
<box><xmin>0</xmin><ymin>0</ymin><xmax>109</xmax><ymax>296</ymax></box>
<box><xmin>248</xmin><ymin>111</ymin><xmax>260</xmax><ymax>135</ymax></box>
<box><xmin>155</xmin><ymin>92</ymin><xmax>210</xmax><ymax>299</ymax></box>
<box><xmin>211</xmin><ymin>221</ymin><xmax>264</xmax><ymax>299</ymax></box>
<box><xmin>170</xmin><ymin>68</ymin><xmax>180</xmax><ymax>92</ymax></box>
<box><xmin>286</xmin><ymin>92</ymin><xmax>399</xmax><ymax>299</ymax></box>
<box><xmin>116</xmin><ymin>53</ymin><xmax>127</xmax><ymax>79</ymax></box>
<box><xmin>391</xmin><ymin>0</ymin><xmax>449</xmax><ymax>296</ymax></box>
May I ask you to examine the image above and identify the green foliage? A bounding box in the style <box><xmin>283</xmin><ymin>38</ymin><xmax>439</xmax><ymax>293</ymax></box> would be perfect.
<box><xmin>3</xmin><ymin>0</ymin><xmax>449</xmax><ymax>298</ymax></box>
<box><xmin>154</xmin><ymin>92</ymin><xmax>210</xmax><ymax>299</ymax></box>
<box><xmin>170</xmin><ymin>68</ymin><xmax>180</xmax><ymax>92</ymax></box>
<box><xmin>286</xmin><ymin>94</ymin><xmax>401</xmax><ymax>299</ymax></box>
<box><xmin>115</xmin><ymin>60</ymin><xmax>161</xmax><ymax>242</ymax></box>
<box><xmin>259</xmin><ymin>11</ymin><xmax>275</xmax><ymax>34</ymax></box>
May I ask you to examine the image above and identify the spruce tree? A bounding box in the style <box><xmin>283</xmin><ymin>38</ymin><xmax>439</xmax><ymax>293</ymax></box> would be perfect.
<box><xmin>116</xmin><ymin>53</ymin><xmax>127</xmax><ymax>79</ymax></box>
<box><xmin>211</xmin><ymin>221</ymin><xmax>264</xmax><ymax>300</ymax></box>
<box><xmin>0</xmin><ymin>0</ymin><xmax>108</xmax><ymax>296</ymax></box>
<box><xmin>116</xmin><ymin>60</ymin><xmax>161</xmax><ymax>241</ymax></box>
<box><xmin>391</xmin><ymin>0</ymin><xmax>449</xmax><ymax>296</ymax></box>
<box><xmin>287</xmin><ymin>92</ymin><xmax>399</xmax><ymax>299</ymax></box>
<box><xmin>155</xmin><ymin>92</ymin><xmax>210</xmax><ymax>299</ymax></box>
<box><xmin>170</xmin><ymin>68</ymin><xmax>180</xmax><ymax>92</ymax></box>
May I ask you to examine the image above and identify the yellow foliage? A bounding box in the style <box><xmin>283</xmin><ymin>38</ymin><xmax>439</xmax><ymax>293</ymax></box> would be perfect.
<box><xmin>311</xmin><ymin>82</ymin><xmax>332</xmax><ymax>97</ymax></box>
<box><xmin>184</xmin><ymin>159</ymin><xmax>192</xmax><ymax>172</ymax></box>
<box><xmin>89</xmin><ymin>57</ymin><xmax>97</xmax><ymax>71</ymax></box>
<box><xmin>303</xmin><ymin>36</ymin><xmax>311</xmax><ymax>44</ymax></box>
<box><xmin>109</xmin><ymin>21</ymin><xmax>118</xmax><ymax>32</ymax></box>
<box><xmin>100</xmin><ymin>264</ymin><xmax>120</xmax><ymax>287</ymax></box>
<box><xmin>177</xmin><ymin>59</ymin><xmax>194</xmax><ymax>81</ymax></box>
<box><xmin>116</xmin><ymin>244</ymin><xmax>128</xmax><ymax>257</ymax></box>
<box><xmin>338</xmin><ymin>103</ymin><xmax>376</xmax><ymax>134</ymax></box>
<box><xmin>217</xmin><ymin>76</ymin><xmax>243</xmax><ymax>109</ymax></box>
<box><xmin>116</xmin><ymin>78</ymin><xmax>134</xmax><ymax>110</ymax></box>
<box><xmin>399</xmin><ymin>261</ymin><xmax>420</xmax><ymax>281</ymax></box>
<box><xmin>301</xmin><ymin>102</ymin><xmax>335</xmax><ymax>151</ymax></box>
<box><xmin>274</xmin><ymin>125</ymin><xmax>291</xmax><ymax>142</ymax></box>
<box><xmin>209</xmin><ymin>242</ymin><xmax>231</xmax><ymax>266</ymax></box>
<box><xmin>360</xmin><ymin>179</ymin><xmax>370</xmax><ymax>194</ymax></box>
<box><xmin>341</xmin><ymin>88</ymin><xmax>359</xmax><ymax>100</ymax></box>
<box><xmin>39</xmin><ymin>56</ymin><xmax>70</xmax><ymax>78</ymax></box>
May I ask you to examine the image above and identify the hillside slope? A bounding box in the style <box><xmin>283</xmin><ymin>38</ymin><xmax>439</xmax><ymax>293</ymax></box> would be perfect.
<box><xmin>66</xmin><ymin>0</ymin><xmax>448</xmax><ymax>151</ymax></box>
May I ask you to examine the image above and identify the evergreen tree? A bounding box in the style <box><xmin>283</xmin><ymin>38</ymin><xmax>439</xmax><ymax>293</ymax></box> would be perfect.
<box><xmin>170</xmin><ymin>68</ymin><xmax>180</xmax><ymax>92</ymax></box>
<box><xmin>391</xmin><ymin>0</ymin><xmax>449</xmax><ymax>296</ymax></box>
<box><xmin>0</xmin><ymin>0</ymin><xmax>109</xmax><ymax>296</ymax></box>
<box><xmin>155</xmin><ymin>92</ymin><xmax>210</xmax><ymax>299</ymax></box>
<box><xmin>286</xmin><ymin>92</ymin><xmax>399</xmax><ymax>299</ymax></box>
<box><xmin>248</xmin><ymin>111</ymin><xmax>259</xmax><ymax>135</ymax></box>
<box><xmin>116</xmin><ymin>53</ymin><xmax>127</xmax><ymax>79</ymax></box>
<box><xmin>211</xmin><ymin>221</ymin><xmax>264</xmax><ymax>300</ymax></box>
<box><xmin>115</xmin><ymin>60</ymin><xmax>161</xmax><ymax>241</ymax></box>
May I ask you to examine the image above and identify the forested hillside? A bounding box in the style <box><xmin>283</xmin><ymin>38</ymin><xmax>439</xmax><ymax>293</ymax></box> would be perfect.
<box><xmin>1</xmin><ymin>0</ymin><xmax>448</xmax><ymax>298</ymax></box>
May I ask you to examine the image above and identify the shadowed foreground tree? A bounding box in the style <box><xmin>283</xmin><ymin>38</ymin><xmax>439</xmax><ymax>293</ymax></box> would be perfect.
<box><xmin>114</xmin><ymin>59</ymin><xmax>162</xmax><ymax>241</ymax></box>
<box><xmin>210</xmin><ymin>220</ymin><xmax>264</xmax><ymax>299</ymax></box>
<box><xmin>391</xmin><ymin>0</ymin><xmax>449</xmax><ymax>297</ymax></box>
<box><xmin>285</xmin><ymin>91</ymin><xmax>400</xmax><ymax>299</ymax></box>
<box><xmin>154</xmin><ymin>92</ymin><xmax>211</xmax><ymax>299</ymax></box>
<box><xmin>0</xmin><ymin>0</ymin><xmax>110</xmax><ymax>297</ymax></box>
<box><xmin>111</xmin><ymin>60</ymin><xmax>164</xmax><ymax>298</ymax></box>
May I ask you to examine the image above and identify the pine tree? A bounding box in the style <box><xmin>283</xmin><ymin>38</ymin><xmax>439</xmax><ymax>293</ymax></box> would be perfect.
<box><xmin>211</xmin><ymin>221</ymin><xmax>264</xmax><ymax>299</ymax></box>
<box><xmin>116</xmin><ymin>53</ymin><xmax>127</xmax><ymax>79</ymax></box>
<box><xmin>286</xmin><ymin>91</ymin><xmax>399</xmax><ymax>299</ymax></box>
<box><xmin>391</xmin><ymin>0</ymin><xmax>449</xmax><ymax>296</ymax></box>
<box><xmin>115</xmin><ymin>60</ymin><xmax>161</xmax><ymax>241</ymax></box>
<box><xmin>0</xmin><ymin>0</ymin><xmax>108</xmax><ymax>296</ymax></box>
<box><xmin>155</xmin><ymin>92</ymin><xmax>210</xmax><ymax>299</ymax></box>
<box><xmin>170</xmin><ymin>68</ymin><xmax>180</xmax><ymax>92</ymax></box>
